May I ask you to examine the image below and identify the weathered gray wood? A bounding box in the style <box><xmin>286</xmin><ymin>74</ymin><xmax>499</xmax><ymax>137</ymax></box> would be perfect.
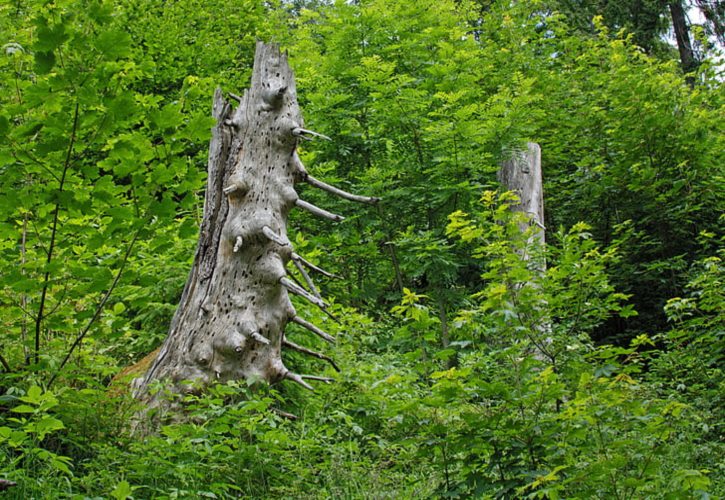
<box><xmin>133</xmin><ymin>42</ymin><xmax>376</xmax><ymax>414</ymax></box>
<box><xmin>498</xmin><ymin>142</ymin><xmax>545</xmax><ymax>247</ymax></box>
<box><xmin>499</xmin><ymin>142</ymin><xmax>551</xmax><ymax>361</ymax></box>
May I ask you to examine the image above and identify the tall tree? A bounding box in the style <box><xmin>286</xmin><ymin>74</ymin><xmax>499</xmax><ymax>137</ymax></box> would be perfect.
<box><xmin>695</xmin><ymin>0</ymin><xmax>725</xmax><ymax>45</ymax></box>
<box><xmin>548</xmin><ymin>0</ymin><xmax>720</xmax><ymax>74</ymax></box>
<box><xmin>552</xmin><ymin>0</ymin><xmax>672</xmax><ymax>54</ymax></box>
<box><xmin>669</xmin><ymin>0</ymin><xmax>699</xmax><ymax>74</ymax></box>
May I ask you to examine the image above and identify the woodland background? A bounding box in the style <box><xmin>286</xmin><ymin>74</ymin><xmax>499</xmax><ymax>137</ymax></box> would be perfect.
<box><xmin>0</xmin><ymin>0</ymin><xmax>723</xmax><ymax>498</ymax></box>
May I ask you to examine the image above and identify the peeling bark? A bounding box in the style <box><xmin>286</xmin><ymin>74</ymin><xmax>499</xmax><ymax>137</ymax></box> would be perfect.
<box><xmin>133</xmin><ymin>42</ymin><xmax>376</xmax><ymax>414</ymax></box>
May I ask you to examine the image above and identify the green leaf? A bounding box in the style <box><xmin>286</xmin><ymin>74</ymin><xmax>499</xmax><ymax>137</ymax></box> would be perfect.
<box><xmin>34</xmin><ymin>416</ymin><xmax>65</xmax><ymax>439</ymax></box>
<box><xmin>34</xmin><ymin>51</ymin><xmax>56</xmax><ymax>74</ymax></box>
<box><xmin>24</xmin><ymin>385</ymin><xmax>43</xmax><ymax>404</ymax></box>
<box><xmin>9</xmin><ymin>430</ymin><xmax>28</xmax><ymax>447</ymax></box>
<box><xmin>149</xmin><ymin>195</ymin><xmax>176</xmax><ymax>219</ymax></box>
<box><xmin>0</xmin><ymin>115</ymin><xmax>9</xmax><ymax>136</ymax></box>
<box><xmin>95</xmin><ymin>30</ymin><xmax>132</xmax><ymax>59</ymax></box>
<box><xmin>181</xmin><ymin>113</ymin><xmax>215</xmax><ymax>142</ymax></box>
<box><xmin>150</xmin><ymin>103</ymin><xmax>183</xmax><ymax>131</ymax></box>
<box><xmin>34</xmin><ymin>19</ymin><xmax>68</xmax><ymax>52</ymax></box>
<box><xmin>178</xmin><ymin>218</ymin><xmax>199</xmax><ymax>239</ymax></box>
<box><xmin>50</xmin><ymin>455</ymin><xmax>73</xmax><ymax>475</ymax></box>
<box><xmin>111</xmin><ymin>480</ymin><xmax>133</xmax><ymax>500</ymax></box>
<box><xmin>11</xmin><ymin>404</ymin><xmax>37</xmax><ymax>414</ymax></box>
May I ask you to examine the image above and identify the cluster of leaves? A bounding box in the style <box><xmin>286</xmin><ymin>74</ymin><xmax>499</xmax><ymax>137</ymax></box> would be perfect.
<box><xmin>405</xmin><ymin>192</ymin><xmax>718</xmax><ymax>497</ymax></box>
<box><xmin>1</xmin><ymin>0</ymin><xmax>722</xmax><ymax>498</ymax></box>
<box><xmin>536</xmin><ymin>16</ymin><xmax>724</xmax><ymax>338</ymax></box>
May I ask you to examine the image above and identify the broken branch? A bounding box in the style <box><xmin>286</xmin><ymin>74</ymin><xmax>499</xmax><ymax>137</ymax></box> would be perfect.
<box><xmin>291</xmin><ymin>252</ymin><xmax>341</xmax><ymax>280</ymax></box>
<box><xmin>223</xmin><ymin>181</ymin><xmax>247</xmax><ymax>196</ymax></box>
<box><xmin>233</xmin><ymin>236</ymin><xmax>244</xmax><ymax>253</ymax></box>
<box><xmin>280</xmin><ymin>277</ymin><xmax>327</xmax><ymax>308</ymax></box>
<box><xmin>290</xmin><ymin>316</ymin><xmax>336</xmax><ymax>343</ymax></box>
<box><xmin>262</xmin><ymin>225</ymin><xmax>290</xmax><ymax>246</ymax></box>
<box><xmin>299</xmin><ymin>374</ymin><xmax>334</xmax><ymax>383</ymax></box>
<box><xmin>295</xmin><ymin>199</ymin><xmax>345</xmax><ymax>222</ymax></box>
<box><xmin>271</xmin><ymin>407</ymin><xmax>298</xmax><ymax>420</ymax></box>
<box><xmin>283</xmin><ymin>337</ymin><xmax>340</xmax><ymax>372</ymax></box>
<box><xmin>293</xmin><ymin>258</ymin><xmax>321</xmax><ymax>300</ymax></box>
<box><xmin>251</xmin><ymin>332</ymin><xmax>271</xmax><ymax>345</ymax></box>
<box><xmin>305</xmin><ymin>175</ymin><xmax>379</xmax><ymax>204</ymax></box>
<box><xmin>284</xmin><ymin>371</ymin><xmax>315</xmax><ymax>391</ymax></box>
<box><xmin>292</xmin><ymin>127</ymin><xmax>331</xmax><ymax>141</ymax></box>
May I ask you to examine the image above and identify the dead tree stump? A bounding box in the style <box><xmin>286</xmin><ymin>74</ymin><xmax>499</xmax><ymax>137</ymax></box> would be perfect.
<box><xmin>133</xmin><ymin>42</ymin><xmax>377</xmax><ymax>413</ymax></box>
<box><xmin>499</xmin><ymin>142</ymin><xmax>551</xmax><ymax>360</ymax></box>
<box><xmin>498</xmin><ymin>142</ymin><xmax>545</xmax><ymax>248</ymax></box>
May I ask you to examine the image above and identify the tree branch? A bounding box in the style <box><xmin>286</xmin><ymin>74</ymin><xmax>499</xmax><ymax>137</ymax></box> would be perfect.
<box><xmin>35</xmin><ymin>101</ymin><xmax>80</xmax><ymax>365</ymax></box>
<box><xmin>295</xmin><ymin>199</ymin><xmax>344</xmax><ymax>222</ymax></box>
<box><xmin>292</xmin><ymin>127</ymin><xmax>331</xmax><ymax>141</ymax></box>
<box><xmin>48</xmin><ymin>228</ymin><xmax>140</xmax><ymax>388</ymax></box>
<box><xmin>283</xmin><ymin>337</ymin><xmax>340</xmax><ymax>372</ymax></box>
<box><xmin>291</xmin><ymin>252</ymin><xmax>341</xmax><ymax>279</ymax></box>
<box><xmin>0</xmin><ymin>350</ymin><xmax>11</xmax><ymax>372</ymax></box>
<box><xmin>281</xmin><ymin>277</ymin><xmax>327</xmax><ymax>308</ymax></box>
<box><xmin>292</xmin><ymin>257</ymin><xmax>321</xmax><ymax>300</ymax></box>
<box><xmin>263</xmin><ymin>225</ymin><xmax>290</xmax><ymax>246</ymax></box>
<box><xmin>304</xmin><ymin>175</ymin><xmax>379</xmax><ymax>204</ymax></box>
<box><xmin>290</xmin><ymin>316</ymin><xmax>336</xmax><ymax>343</ymax></box>
<box><xmin>284</xmin><ymin>371</ymin><xmax>315</xmax><ymax>391</ymax></box>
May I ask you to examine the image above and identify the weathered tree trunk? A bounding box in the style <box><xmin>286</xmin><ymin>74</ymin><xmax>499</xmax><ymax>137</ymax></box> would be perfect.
<box><xmin>498</xmin><ymin>142</ymin><xmax>545</xmax><ymax>250</ymax></box>
<box><xmin>499</xmin><ymin>142</ymin><xmax>551</xmax><ymax>361</ymax></box>
<box><xmin>133</xmin><ymin>42</ymin><xmax>376</xmax><ymax>413</ymax></box>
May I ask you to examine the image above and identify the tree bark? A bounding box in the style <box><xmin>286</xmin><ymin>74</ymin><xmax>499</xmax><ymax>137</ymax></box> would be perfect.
<box><xmin>499</xmin><ymin>143</ymin><xmax>552</xmax><ymax>361</ymax></box>
<box><xmin>133</xmin><ymin>42</ymin><xmax>377</xmax><ymax>414</ymax></box>
<box><xmin>498</xmin><ymin>142</ymin><xmax>545</xmax><ymax>250</ymax></box>
<box><xmin>669</xmin><ymin>1</ymin><xmax>698</xmax><ymax>77</ymax></box>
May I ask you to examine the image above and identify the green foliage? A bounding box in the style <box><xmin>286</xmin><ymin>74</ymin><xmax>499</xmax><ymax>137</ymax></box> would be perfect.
<box><xmin>447</xmin><ymin>191</ymin><xmax>634</xmax><ymax>363</ymax></box>
<box><xmin>0</xmin><ymin>0</ymin><xmax>722</xmax><ymax>497</ymax></box>
<box><xmin>535</xmin><ymin>18</ymin><xmax>724</xmax><ymax>337</ymax></box>
<box><xmin>0</xmin><ymin>0</ymin><xmax>273</xmax><ymax>382</ymax></box>
<box><xmin>648</xmin><ymin>241</ymin><xmax>725</xmax><ymax>475</ymax></box>
<box><xmin>0</xmin><ymin>386</ymin><xmax>72</xmax><ymax>496</ymax></box>
<box><xmin>386</xmin><ymin>192</ymin><xmax>718</xmax><ymax>497</ymax></box>
<box><xmin>547</xmin><ymin>0</ymin><xmax>674</xmax><ymax>57</ymax></box>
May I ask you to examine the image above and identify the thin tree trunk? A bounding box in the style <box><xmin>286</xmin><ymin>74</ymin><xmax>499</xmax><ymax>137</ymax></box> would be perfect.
<box><xmin>695</xmin><ymin>0</ymin><xmax>725</xmax><ymax>46</ymax></box>
<box><xmin>21</xmin><ymin>212</ymin><xmax>28</xmax><ymax>364</ymax></box>
<box><xmin>376</xmin><ymin>204</ymin><xmax>405</xmax><ymax>294</ymax></box>
<box><xmin>438</xmin><ymin>298</ymin><xmax>450</xmax><ymax>350</ymax></box>
<box><xmin>670</xmin><ymin>1</ymin><xmax>698</xmax><ymax>77</ymax></box>
<box><xmin>437</xmin><ymin>296</ymin><xmax>457</xmax><ymax>368</ymax></box>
